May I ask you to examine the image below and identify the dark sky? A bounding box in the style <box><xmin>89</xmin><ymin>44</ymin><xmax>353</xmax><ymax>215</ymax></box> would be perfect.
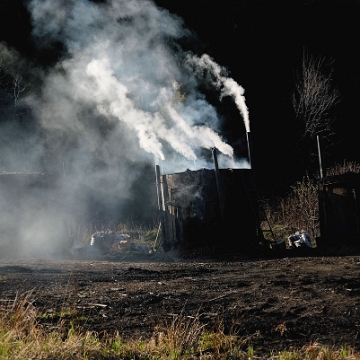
<box><xmin>154</xmin><ymin>0</ymin><xmax>360</xmax><ymax>191</ymax></box>
<box><xmin>1</xmin><ymin>0</ymin><xmax>360</xmax><ymax>195</ymax></box>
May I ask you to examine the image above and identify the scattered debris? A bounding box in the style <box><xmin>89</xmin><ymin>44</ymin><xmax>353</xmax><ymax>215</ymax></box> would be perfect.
<box><xmin>130</xmin><ymin>243</ymin><xmax>153</xmax><ymax>254</ymax></box>
<box><xmin>287</xmin><ymin>230</ymin><xmax>313</xmax><ymax>249</ymax></box>
<box><xmin>69</xmin><ymin>242</ymin><xmax>102</xmax><ymax>259</ymax></box>
<box><xmin>87</xmin><ymin>303</ymin><xmax>108</xmax><ymax>308</ymax></box>
<box><xmin>90</xmin><ymin>230</ymin><xmax>130</xmax><ymax>254</ymax></box>
<box><xmin>70</xmin><ymin>230</ymin><xmax>153</xmax><ymax>259</ymax></box>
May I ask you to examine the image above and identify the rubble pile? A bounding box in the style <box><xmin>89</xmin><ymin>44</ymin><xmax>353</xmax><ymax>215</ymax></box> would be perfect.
<box><xmin>70</xmin><ymin>230</ymin><xmax>153</xmax><ymax>260</ymax></box>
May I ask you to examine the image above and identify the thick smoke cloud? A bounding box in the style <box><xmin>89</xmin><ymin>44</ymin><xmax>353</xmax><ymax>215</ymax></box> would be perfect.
<box><xmin>0</xmin><ymin>0</ymin><xmax>249</xmax><ymax>258</ymax></box>
<box><xmin>27</xmin><ymin>0</ymin><xmax>250</xmax><ymax>165</ymax></box>
<box><xmin>185</xmin><ymin>53</ymin><xmax>250</xmax><ymax>133</ymax></box>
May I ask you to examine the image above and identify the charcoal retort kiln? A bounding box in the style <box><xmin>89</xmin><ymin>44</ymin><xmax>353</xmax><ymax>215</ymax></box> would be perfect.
<box><xmin>155</xmin><ymin>148</ymin><xmax>274</xmax><ymax>252</ymax></box>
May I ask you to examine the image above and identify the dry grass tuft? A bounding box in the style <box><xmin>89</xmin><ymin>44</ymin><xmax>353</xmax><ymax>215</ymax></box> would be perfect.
<box><xmin>325</xmin><ymin>160</ymin><xmax>360</xmax><ymax>177</ymax></box>
<box><xmin>154</xmin><ymin>309</ymin><xmax>206</xmax><ymax>356</ymax></box>
<box><xmin>1</xmin><ymin>291</ymin><xmax>360</xmax><ymax>359</ymax></box>
<box><xmin>263</xmin><ymin>174</ymin><xmax>320</xmax><ymax>240</ymax></box>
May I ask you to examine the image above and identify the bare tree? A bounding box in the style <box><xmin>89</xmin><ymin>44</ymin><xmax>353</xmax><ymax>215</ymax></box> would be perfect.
<box><xmin>0</xmin><ymin>61</ymin><xmax>33</xmax><ymax>170</ymax></box>
<box><xmin>292</xmin><ymin>49</ymin><xmax>340</xmax><ymax>141</ymax></box>
<box><xmin>12</xmin><ymin>74</ymin><xmax>27</xmax><ymax>116</ymax></box>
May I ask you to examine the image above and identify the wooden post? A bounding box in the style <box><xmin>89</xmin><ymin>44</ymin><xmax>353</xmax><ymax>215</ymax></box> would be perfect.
<box><xmin>317</xmin><ymin>135</ymin><xmax>325</xmax><ymax>180</ymax></box>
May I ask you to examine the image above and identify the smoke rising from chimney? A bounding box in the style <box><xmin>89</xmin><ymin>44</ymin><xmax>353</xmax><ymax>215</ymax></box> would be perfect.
<box><xmin>27</xmin><ymin>0</ymin><xmax>249</xmax><ymax>164</ymax></box>
<box><xmin>0</xmin><ymin>0</ymin><xmax>250</xmax><ymax>258</ymax></box>
<box><xmin>185</xmin><ymin>54</ymin><xmax>250</xmax><ymax>133</ymax></box>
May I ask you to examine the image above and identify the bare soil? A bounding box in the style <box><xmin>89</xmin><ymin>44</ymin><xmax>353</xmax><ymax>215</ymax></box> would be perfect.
<box><xmin>1</xmin><ymin>249</ymin><xmax>360</xmax><ymax>355</ymax></box>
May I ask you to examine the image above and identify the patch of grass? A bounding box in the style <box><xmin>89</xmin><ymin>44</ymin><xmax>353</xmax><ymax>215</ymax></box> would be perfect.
<box><xmin>1</xmin><ymin>291</ymin><xmax>360</xmax><ymax>359</ymax></box>
<box><xmin>144</xmin><ymin>229</ymin><xmax>158</xmax><ymax>242</ymax></box>
<box><xmin>38</xmin><ymin>309</ymin><xmax>84</xmax><ymax>321</ymax></box>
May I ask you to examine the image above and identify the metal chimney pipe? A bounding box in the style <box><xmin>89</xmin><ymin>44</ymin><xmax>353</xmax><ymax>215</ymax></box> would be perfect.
<box><xmin>211</xmin><ymin>148</ymin><xmax>225</xmax><ymax>223</ymax></box>
<box><xmin>155</xmin><ymin>165</ymin><xmax>162</xmax><ymax>211</ymax></box>
<box><xmin>155</xmin><ymin>165</ymin><xmax>166</xmax><ymax>243</ymax></box>
<box><xmin>246</xmin><ymin>131</ymin><xmax>253</xmax><ymax>169</ymax></box>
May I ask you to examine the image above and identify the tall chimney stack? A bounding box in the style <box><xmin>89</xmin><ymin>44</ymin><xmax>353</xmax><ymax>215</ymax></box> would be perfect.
<box><xmin>212</xmin><ymin>148</ymin><xmax>225</xmax><ymax>224</ymax></box>
<box><xmin>246</xmin><ymin>131</ymin><xmax>253</xmax><ymax>169</ymax></box>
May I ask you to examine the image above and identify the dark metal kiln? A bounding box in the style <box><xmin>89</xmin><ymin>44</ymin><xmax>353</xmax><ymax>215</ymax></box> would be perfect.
<box><xmin>156</xmin><ymin>167</ymin><xmax>260</xmax><ymax>251</ymax></box>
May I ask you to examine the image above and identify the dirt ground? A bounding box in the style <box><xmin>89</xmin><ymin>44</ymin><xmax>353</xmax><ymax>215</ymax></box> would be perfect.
<box><xmin>1</xmin><ymin>248</ymin><xmax>360</xmax><ymax>355</ymax></box>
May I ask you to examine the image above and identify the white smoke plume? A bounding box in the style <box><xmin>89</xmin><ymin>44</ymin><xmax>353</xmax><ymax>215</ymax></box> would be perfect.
<box><xmin>0</xmin><ymin>0</ymin><xmax>250</xmax><ymax>258</ymax></box>
<box><xmin>185</xmin><ymin>53</ymin><xmax>250</xmax><ymax>133</ymax></box>
<box><xmin>27</xmin><ymin>0</ymin><xmax>236</xmax><ymax>164</ymax></box>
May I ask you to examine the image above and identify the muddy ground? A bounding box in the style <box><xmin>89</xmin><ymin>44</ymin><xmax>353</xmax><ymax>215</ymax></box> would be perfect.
<box><xmin>1</xmin><ymin>249</ymin><xmax>360</xmax><ymax>355</ymax></box>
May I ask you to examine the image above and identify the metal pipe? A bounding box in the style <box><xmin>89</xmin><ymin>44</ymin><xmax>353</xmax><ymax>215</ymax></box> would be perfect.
<box><xmin>317</xmin><ymin>135</ymin><xmax>325</xmax><ymax>180</ymax></box>
<box><xmin>246</xmin><ymin>131</ymin><xmax>253</xmax><ymax>169</ymax></box>
<box><xmin>155</xmin><ymin>165</ymin><xmax>162</xmax><ymax>211</ymax></box>
<box><xmin>212</xmin><ymin>148</ymin><xmax>225</xmax><ymax>223</ymax></box>
<box><xmin>155</xmin><ymin>165</ymin><xmax>166</xmax><ymax>243</ymax></box>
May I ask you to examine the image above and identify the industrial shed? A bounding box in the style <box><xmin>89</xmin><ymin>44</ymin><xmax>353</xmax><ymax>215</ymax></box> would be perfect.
<box><xmin>155</xmin><ymin>167</ymin><xmax>262</xmax><ymax>251</ymax></box>
<box><xmin>319</xmin><ymin>172</ymin><xmax>360</xmax><ymax>245</ymax></box>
